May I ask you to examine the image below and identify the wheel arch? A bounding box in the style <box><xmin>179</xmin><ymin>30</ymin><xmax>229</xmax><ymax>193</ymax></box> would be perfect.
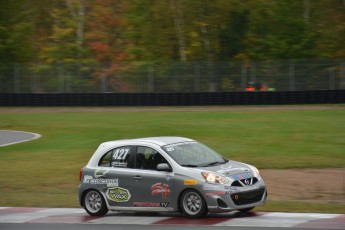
<box><xmin>81</xmin><ymin>188</ymin><xmax>108</xmax><ymax>208</ymax></box>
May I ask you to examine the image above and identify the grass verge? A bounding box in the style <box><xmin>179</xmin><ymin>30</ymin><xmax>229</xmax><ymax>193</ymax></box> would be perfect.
<box><xmin>0</xmin><ymin>106</ymin><xmax>344</xmax><ymax>213</ymax></box>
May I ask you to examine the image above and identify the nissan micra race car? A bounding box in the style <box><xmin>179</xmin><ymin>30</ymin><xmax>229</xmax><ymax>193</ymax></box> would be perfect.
<box><xmin>78</xmin><ymin>137</ymin><xmax>267</xmax><ymax>218</ymax></box>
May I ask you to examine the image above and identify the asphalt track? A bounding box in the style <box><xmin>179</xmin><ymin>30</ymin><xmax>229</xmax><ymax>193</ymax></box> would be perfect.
<box><xmin>1</xmin><ymin>131</ymin><xmax>344</xmax><ymax>229</ymax></box>
<box><xmin>0</xmin><ymin>130</ymin><xmax>41</xmax><ymax>147</ymax></box>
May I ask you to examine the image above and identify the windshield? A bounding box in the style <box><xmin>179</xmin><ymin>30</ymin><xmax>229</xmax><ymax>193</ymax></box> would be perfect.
<box><xmin>161</xmin><ymin>141</ymin><xmax>227</xmax><ymax>167</ymax></box>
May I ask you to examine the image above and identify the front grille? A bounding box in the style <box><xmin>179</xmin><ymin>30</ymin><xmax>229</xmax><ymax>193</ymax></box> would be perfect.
<box><xmin>231</xmin><ymin>188</ymin><xmax>265</xmax><ymax>206</ymax></box>
<box><xmin>231</xmin><ymin>177</ymin><xmax>258</xmax><ymax>187</ymax></box>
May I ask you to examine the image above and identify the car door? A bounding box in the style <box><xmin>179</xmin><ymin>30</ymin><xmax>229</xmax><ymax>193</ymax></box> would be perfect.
<box><xmin>97</xmin><ymin>145</ymin><xmax>135</xmax><ymax>208</ymax></box>
<box><xmin>129</xmin><ymin>146</ymin><xmax>174</xmax><ymax>210</ymax></box>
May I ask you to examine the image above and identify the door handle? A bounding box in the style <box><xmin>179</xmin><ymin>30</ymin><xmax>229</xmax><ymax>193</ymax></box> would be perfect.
<box><xmin>134</xmin><ymin>175</ymin><xmax>142</xmax><ymax>181</ymax></box>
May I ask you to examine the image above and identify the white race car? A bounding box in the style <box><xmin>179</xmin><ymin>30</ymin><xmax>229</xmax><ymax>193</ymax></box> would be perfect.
<box><xmin>78</xmin><ymin>136</ymin><xmax>267</xmax><ymax>218</ymax></box>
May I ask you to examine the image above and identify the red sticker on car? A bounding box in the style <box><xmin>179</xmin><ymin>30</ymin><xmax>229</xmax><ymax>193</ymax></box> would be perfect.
<box><xmin>151</xmin><ymin>183</ymin><xmax>170</xmax><ymax>198</ymax></box>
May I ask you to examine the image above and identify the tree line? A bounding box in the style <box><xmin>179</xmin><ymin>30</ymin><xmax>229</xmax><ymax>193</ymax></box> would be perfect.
<box><xmin>1</xmin><ymin>0</ymin><xmax>345</xmax><ymax>78</ymax></box>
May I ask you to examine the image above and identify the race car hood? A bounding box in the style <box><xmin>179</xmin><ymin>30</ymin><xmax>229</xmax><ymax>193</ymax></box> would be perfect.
<box><xmin>212</xmin><ymin>160</ymin><xmax>252</xmax><ymax>176</ymax></box>
<box><xmin>183</xmin><ymin>160</ymin><xmax>255</xmax><ymax>178</ymax></box>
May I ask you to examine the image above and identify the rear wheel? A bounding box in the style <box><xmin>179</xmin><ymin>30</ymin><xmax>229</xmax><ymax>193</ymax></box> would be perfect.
<box><xmin>180</xmin><ymin>189</ymin><xmax>207</xmax><ymax>218</ymax></box>
<box><xmin>83</xmin><ymin>190</ymin><xmax>108</xmax><ymax>216</ymax></box>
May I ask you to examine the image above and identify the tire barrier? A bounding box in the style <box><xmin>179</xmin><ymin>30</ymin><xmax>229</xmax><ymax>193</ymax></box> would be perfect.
<box><xmin>0</xmin><ymin>90</ymin><xmax>344</xmax><ymax>106</ymax></box>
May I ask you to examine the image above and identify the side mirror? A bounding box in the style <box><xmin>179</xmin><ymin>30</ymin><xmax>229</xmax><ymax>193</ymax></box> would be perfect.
<box><xmin>157</xmin><ymin>163</ymin><xmax>172</xmax><ymax>172</ymax></box>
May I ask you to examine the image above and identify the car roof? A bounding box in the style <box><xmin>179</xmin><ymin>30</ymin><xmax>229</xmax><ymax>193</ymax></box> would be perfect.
<box><xmin>103</xmin><ymin>136</ymin><xmax>194</xmax><ymax>147</ymax></box>
<box><xmin>88</xmin><ymin>137</ymin><xmax>195</xmax><ymax>167</ymax></box>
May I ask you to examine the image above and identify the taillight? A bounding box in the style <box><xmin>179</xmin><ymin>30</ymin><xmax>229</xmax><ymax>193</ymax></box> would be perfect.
<box><xmin>79</xmin><ymin>167</ymin><xmax>83</xmax><ymax>182</ymax></box>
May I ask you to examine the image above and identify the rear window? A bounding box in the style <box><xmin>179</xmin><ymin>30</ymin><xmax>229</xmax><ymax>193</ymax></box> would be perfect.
<box><xmin>99</xmin><ymin>146</ymin><xmax>131</xmax><ymax>168</ymax></box>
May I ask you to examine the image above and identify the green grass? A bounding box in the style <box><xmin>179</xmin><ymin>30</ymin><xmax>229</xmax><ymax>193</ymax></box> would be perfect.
<box><xmin>0</xmin><ymin>106</ymin><xmax>344</xmax><ymax>212</ymax></box>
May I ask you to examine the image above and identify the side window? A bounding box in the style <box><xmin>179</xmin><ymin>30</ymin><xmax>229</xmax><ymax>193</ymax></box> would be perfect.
<box><xmin>99</xmin><ymin>151</ymin><xmax>112</xmax><ymax>167</ymax></box>
<box><xmin>136</xmin><ymin>146</ymin><xmax>168</xmax><ymax>170</ymax></box>
<box><xmin>98</xmin><ymin>146</ymin><xmax>131</xmax><ymax>168</ymax></box>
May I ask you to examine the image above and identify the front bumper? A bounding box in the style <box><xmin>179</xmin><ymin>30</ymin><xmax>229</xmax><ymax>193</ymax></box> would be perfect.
<box><xmin>204</xmin><ymin>182</ymin><xmax>267</xmax><ymax>213</ymax></box>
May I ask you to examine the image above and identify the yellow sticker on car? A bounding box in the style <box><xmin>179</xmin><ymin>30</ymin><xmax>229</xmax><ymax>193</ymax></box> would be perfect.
<box><xmin>184</xmin><ymin>179</ymin><xmax>198</xmax><ymax>185</ymax></box>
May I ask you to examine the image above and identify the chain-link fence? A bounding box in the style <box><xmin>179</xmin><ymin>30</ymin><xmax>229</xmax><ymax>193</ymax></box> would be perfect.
<box><xmin>1</xmin><ymin>59</ymin><xmax>344</xmax><ymax>93</ymax></box>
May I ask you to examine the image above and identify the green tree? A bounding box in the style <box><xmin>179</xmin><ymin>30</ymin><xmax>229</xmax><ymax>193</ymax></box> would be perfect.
<box><xmin>0</xmin><ymin>0</ymin><xmax>34</xmax><ymax>64</ymax></box>
<box><xmin>243</xmin><ymin>0</ymin><xmax>317</xmax><ymax>60</ymax></box>
<box><xmin>38</xmin><ymin>0</ymin><xmax>88</xmax><ymax>65</ymax></box>
<box><xmin>125</xmin><ymin>0</ymin><xmax>178</xmax><ymax>63</ymax></box>
<box><xmin>218</xmin><ymin>1</ymin><xmax>249</xmax><ymax>60</ymax></box>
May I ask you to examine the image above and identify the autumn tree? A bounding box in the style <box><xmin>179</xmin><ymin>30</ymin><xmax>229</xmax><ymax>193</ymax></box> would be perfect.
<box><xmin>310</xmin><ymin>0</ymin><xmax>345</xmax><ymax>58</ymax></box>
<box><xmin>85</xmin><ymin>0</ymin><xmax>133</xmax><ymax>91</ymax></box>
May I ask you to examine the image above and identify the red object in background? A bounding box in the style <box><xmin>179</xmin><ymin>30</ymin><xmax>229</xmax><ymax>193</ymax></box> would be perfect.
<box><xmin>245</xmin><ymin>87</ymin><xmax>255</xmax><ymax>91</ymax></box>
<box><xmin>261</xmin><ymin>85</ymin><xmax>268</xmax><ymax>91</ymax></box>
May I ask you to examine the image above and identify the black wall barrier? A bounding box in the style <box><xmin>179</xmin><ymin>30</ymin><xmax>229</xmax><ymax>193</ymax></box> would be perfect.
<box><xmin>0</xmin><ymin>90</ymin><xmax>344</xmax><ymax>106</ymax></box>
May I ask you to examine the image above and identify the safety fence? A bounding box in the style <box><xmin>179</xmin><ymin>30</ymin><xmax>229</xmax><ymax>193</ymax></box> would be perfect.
<box><xmin>1</xmin><ymin>59</ymin><xmax>345</xmax><ymax>93</ymax></box>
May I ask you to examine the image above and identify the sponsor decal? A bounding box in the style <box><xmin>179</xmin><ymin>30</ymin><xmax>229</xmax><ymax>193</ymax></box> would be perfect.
<box><xmin>94</xmin><ymin>169</ymin><xmax>109</xmax><ymax>178</ymax></box>
<box><xmin>151</xmin><ymin>183</ymin><xmax>170</xmax><ymax>198</ymax></box>
<box><xmin>164</xmin><ymin>141</ymin><xmax>197</xmax><ymax>149</ymax></box>
<box><xmin>111</xmin><ymin>162</ymin><xmax>128</xmax><ymax>168</ymax></box>
<box><xmin>232</xmin><ymin>173</ymin><xmax>251</xmax><ymax>181</ymax></box>
<box><xmin>203</xmin><ymin>184</ymin><xmax>221</xmax><ymax>191</ymax></box>
<box><xmin>184</xmin><ymin>179</ymin><xmax>198</xmax><ymax>185</ymax></box>
<box><xmin>205</xmin><ymin>191</ymin><xmax>227</xmax><ymax>197</ymax></box>
<box><xmin>224</xmin><ymin>185</ymin><xmax>238</xmax><ymax>191</ymax></box>
<box><xmin>84</xmin><ymin>178</ymin><xmax>119</xmax><ymax>187</ymax></box>
<box><xmin>106</xmin><ymin>187</ymin><xmax>131</xmax><ymax>202</ymax></box>
<box><xmin>133</xmin><ymin>202</ymin><xmax>169</xmax><ymax>207</ymax></box>
<box><xmin>83</xmin><ymin>175</ymin><xmax>93</xmax><ymax>182</ymax></box>
<box><xmin>166</xmin><ymin>175</ymin><xmax>171</xmax><ymax>182</ymax></box>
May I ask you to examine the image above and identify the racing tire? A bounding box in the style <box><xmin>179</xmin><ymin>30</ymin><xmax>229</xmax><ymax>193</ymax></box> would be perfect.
<box><xmin>83</xmin><ymin>190</ymin><xmax>109</xmax><ymax>216</ymax></box>
<box><xmin>180</xmin><ymin>189</ymin><xmax>208</xmax><ymax>218</ymax></box>
<box><xmin>238</xmin><ymin>207</ymin><xmax>255</xmax><ymax>213</ymax></box>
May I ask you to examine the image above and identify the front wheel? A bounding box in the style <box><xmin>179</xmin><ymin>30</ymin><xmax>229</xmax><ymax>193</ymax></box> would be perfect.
<box><xmin>83</xmin><ymin>190</ymin><xmax>108</xmax><ymax>216</ymax></box>
<box><xmin>180</xmin><ymin>189</ymin><xmax>208</xmax><ymax>218</ymax></box>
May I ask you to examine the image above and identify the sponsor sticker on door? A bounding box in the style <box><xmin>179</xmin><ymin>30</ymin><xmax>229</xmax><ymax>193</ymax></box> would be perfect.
<box><xmin>106</xmin><ymin>187</ymin><xmax>131</xmax><ymax>202</ymax></box>
<box><xmin>151</xmin><ymin>183</ymin><xmax>170</xmax><ymax>198</ymax></box>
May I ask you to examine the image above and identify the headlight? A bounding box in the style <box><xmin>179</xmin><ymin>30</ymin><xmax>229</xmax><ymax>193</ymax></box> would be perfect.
<box><xmin>201</xmin><ymin>172</ymin><xmax>229</xmax><ymax>184</ymax></box>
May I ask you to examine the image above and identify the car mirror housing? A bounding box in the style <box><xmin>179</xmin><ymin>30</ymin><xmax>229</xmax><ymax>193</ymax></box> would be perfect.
<box><xmin>157</xmin><ymin>163</ymin><xmax>172</xmax><ymax>172</ymax></box>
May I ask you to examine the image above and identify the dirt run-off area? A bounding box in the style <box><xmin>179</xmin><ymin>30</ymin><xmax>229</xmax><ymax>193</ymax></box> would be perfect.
<box><xmin>261</xmin><ymin>168</ymin><xmax>345</xmax><ymax>204</ymax></box>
